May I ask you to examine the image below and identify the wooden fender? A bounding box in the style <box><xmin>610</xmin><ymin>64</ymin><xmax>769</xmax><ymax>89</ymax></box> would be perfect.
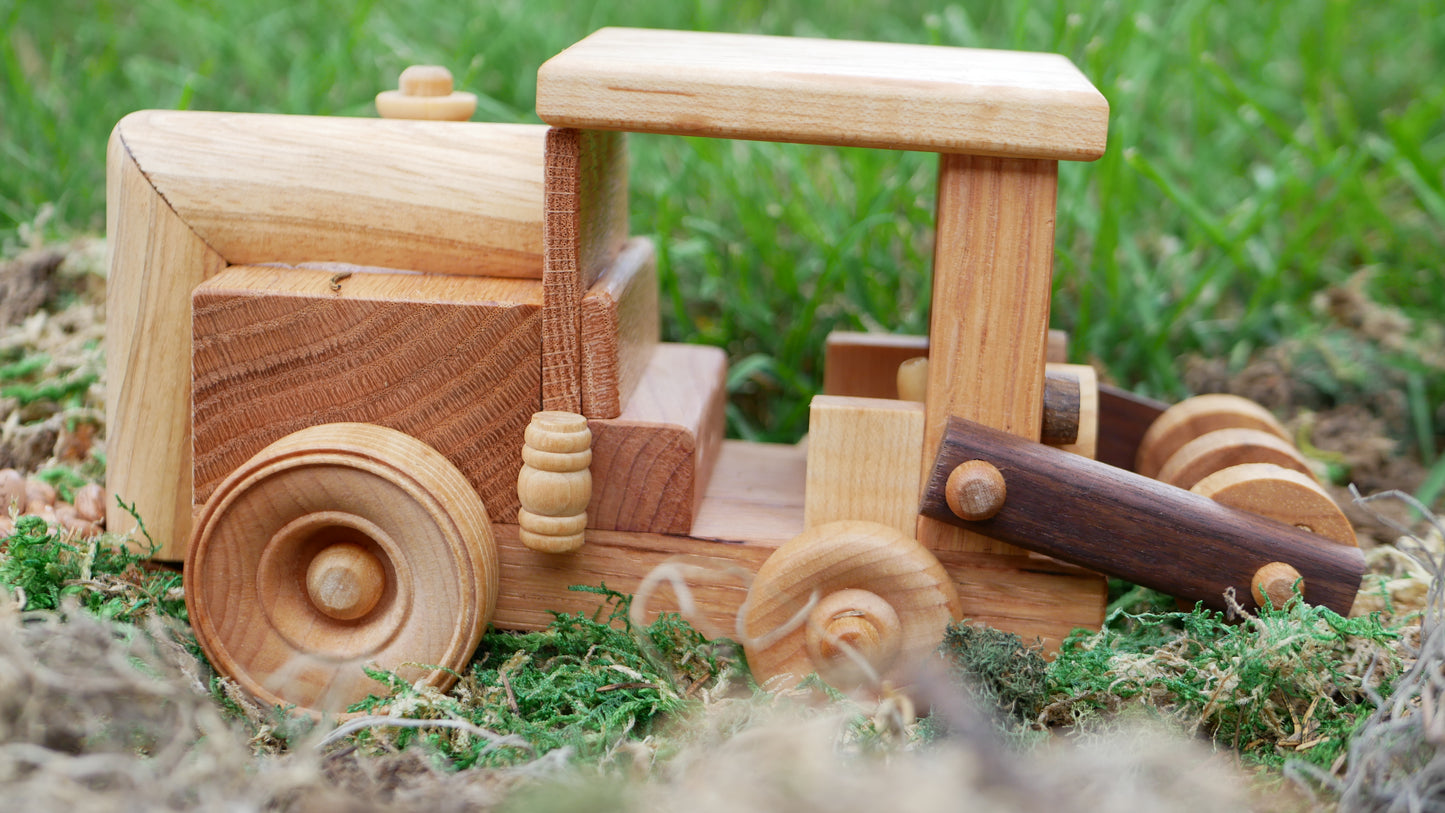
<box><xmin>186</xmin><ymin>423</ymin><xmax>497</xmax><ymax>715</ymax></box>
<box><xmin>742</xmin><ymin>520</ymin><xmax>961</xmax><ymax>692</ymax></box>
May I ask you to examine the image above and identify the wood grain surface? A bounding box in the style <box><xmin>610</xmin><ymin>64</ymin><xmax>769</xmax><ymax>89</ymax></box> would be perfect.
<box><xmin>919</xmin><ymin>155</ymin><xmax>1058</xmax><ymax>556</ymax></box>
<box><xmin>586</xmin><ymin>343</ymin><xmax>727</xmax><ymax>534</ymax></box>
<box><xmin>542</xmin><ymin>127</ymin><xmax>630</xmax><ymax>412</ymax></box>
<box><xmin>821</xmin><ymin>330</ymin><xmax>1067</xmax><ymax>401</ymax></box>
<box><xmin>803</xmin><ymin>395</ymin><xmax>924</xmax><ymax>535</ymax></box>
<box><xmin>920</xmin><ymin>416</ymin><xmax>1365</xmax><ymax>614</ymax></box>
<box><xmin>537</xmin><ymin>28</ymin><xmax>1108</xmax><ymax>159</ymax></box>
<box><xmin>114</xmin><ymin>110</ymin><xmax>547</xmax><ymax>276</ymax></box>
<box><xmin>186</xmin><ymin>423</ymin><xmax>496</xmax><ymax>715</ymax></box>
<box><xmin>580</xmin><ymin>237</ymin><xmax>659</xmax><ymax>418</ymax></box>
<box><xmin>192</xmin><ymin>266</ymin><xmax>543</xmax><ymax>525</ymax></box>
<box><xmin>106</xmin><ymin>128</ymin><xmax>227</xmax><ymax>559</ymax></box>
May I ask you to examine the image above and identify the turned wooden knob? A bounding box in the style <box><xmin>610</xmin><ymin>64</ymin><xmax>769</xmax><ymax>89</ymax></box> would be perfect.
<box><xmin>376</xmin><ymin>65</ymin><xmax>477</xmax><ymax>121</ymax></box>
<box><xmin>804</xmin><ymin>588</ymin><xmax>904</xmax><ymax>687</ymax></box>
<box><xmin>306</xmin><ymin>542</ymin><xmax>386</xmax><ymax>621</ymax></box>
<box><xmin>517</xmin><ymin>411</ymin><xmax>592</xmax><ymax>554</ymax></box>
<box><xmin>1252</xmin><ymin>561</ymin><xmax>1304</xmax><ymax>607</ymax></box>
<box><xmin>744</xmin><ymin>521</ymin><xmax>961</xmax><ymax>693</ymax></box>
<box><xmin>945</xmin><ymin>460</ymin><xmax>1006</xmax><ymax>521</ymax></box>
<box><xmin>186</xmin><ymin>423</ymin><xmax>497</xmax><ymax>715</ymax></box>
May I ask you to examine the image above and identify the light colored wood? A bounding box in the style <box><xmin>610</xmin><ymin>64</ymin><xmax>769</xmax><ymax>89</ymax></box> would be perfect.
<box><xmin>106</xmin><ymin>127</ymin><xmax>227</xmax><ymax>558</ymax></box>
<box><xmin>919</xmin><ymin>155</ymin><xmax>1058</xmax><ymax>557</ymax></box>
<box><xmin>537</xmin><ymin>28</ymin><xmax>1108</xmax><ymax>160</ymax></box>
<box><xmin>1192</xmin><ymin>463</ymin><xmax>1356</xmax><ymax>546</ymax></box>
<box><xmin>822</xmin><ymin>330</ymin><xmax>1067</xmax><ymax>401</ymax></box>
<box><xmin>587</xmin><ymin>343</ymin><xmax>727</xmax><ymax>535</ymax></box>
<box><xmin>499</xmin><ymin>433</ymin><xmax>1101</xmax><ymax>651</ymax></box>
<box><xmin>1252</xmin><ymin>561</ymin><xmax>1304</xmax><ymax>608</ymax></box>
<box><xmin>306</xmin><ymin>542</ymin><xmax>387</xmax><ymax>620</ymax></box>
<box><xmin>191</xmin><ymin>265</ymin><xmax>542</xmax><ymax>530</ymax></box>
<box><xmin>517</xmin><ymin>411</ymin><xmax>593</xmax><ymax>554</ymax></box>
<box><xmin>580</xmin><ymin>237</ymin><xmax>659</xmax><ymax>418</ymax></box>
<box><xmin>1136</xmin><ymin>394</ymin><xmax>1290</xmax><ymax>479</ymax></box>
<box><xmin>1155</xmin><ymin>428</ymin><xmax>1314</xmax><ymax>491</ymax></box>
<box><xmin>803</xmin><ymin>396</ymin><xmax>924</xmax><ymax>536</ymax></box>
<box><xmin>376</xmin><ymin>65</ymin><xmax>477</xmax><ymax>121</ymax></box>
<box><xmin>692</xmin><ymin>440</ymin><xmax>808</xmax><ymax>545</ymax></box>
<box><xmin>113</xmin><ymin>110</ymin><xmax>546</xmax><ymax>277</ymax></box>
<box><xmin>742</xmin><ymin>521</ymin><xmax>961</xmax><ymax>692</ymax></box>
<box><xmin>895</xmin><ymin>357</ymin><xmax>929</xmax><ymax>403</ymax></box>
<box><xmin>946</xmin><ymin>460</ymin><xmax>1006</xmax><ymax>521</ymax></box>
<box><xmin>186</xmin><ymin>423</ymin><xmax>497</xmax><ymax>715</ymax></box>
<box><xmin>542</xmin><ymin>128</ymin><xmax>630</xmax><ymax>412</ymax></box>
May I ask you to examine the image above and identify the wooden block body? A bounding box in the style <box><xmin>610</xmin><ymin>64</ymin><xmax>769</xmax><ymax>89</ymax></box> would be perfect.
<box><xmin>586</xmin><ymin>343</ymin><xmax>727</xmax><ymax>535</ymax></box>
<box><xmin>538</xmin><ymin>28</ymin><xmax>1108</xmax><ymax>159</ymax></box>
<box><xmin>106</xmin><ymin>130</ymin><xmax>227</xmax><ymax>558</ymax></box>
<box><xmin>804</xmin><ymin>395</ymin><xmax>924</xmax><ymax>536</ymax></box>
<box><xmin>115</xmin><ymin>111</ymin><xmax>547</xmax><ymax>277</ymax></box>
<box><xmin>822</xmin><ymin>330</ymin><xmax>1066</xmax><ymax>401</ymax></box>
<box><xmin>107</xmin><ymin>112</ymin><xmax>553</xmax><ymax>558</ymax></box>
<box><xmin>920</xmin><ymin>155</ymin><xmax>1058</xmax><ymax>556</ymax></box>
<box><xmin>543</xmin><ymin>128</ymin><xmax>630</xmax><ymax>412</ymax></box>
<box><xmin>580</xmin><ymin>237</ymin><xmax>659</xmax><ymax>418</ymax></box>
<box><xmin>192</xmin><ymin>266</ymin><xmax>543</xmax><ymax>524</ymax></box>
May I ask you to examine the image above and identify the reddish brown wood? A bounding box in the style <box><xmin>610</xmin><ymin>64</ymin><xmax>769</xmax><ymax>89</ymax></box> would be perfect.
<box><xmin>920</xmin><ymin>416</ymin><xmax>1364</xmax><ymax>614</ymax></box>
<box><xmin>1096</xmin><ymin>384</ymin><xmax>1168</xmax><ymax>472</ymax></box>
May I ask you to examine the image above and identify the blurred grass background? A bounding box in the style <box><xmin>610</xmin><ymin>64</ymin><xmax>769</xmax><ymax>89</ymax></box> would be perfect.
<box><xmin>2</xmin><ymin>0</ymin><xmax>1441</xmax><ymax>456</ymax></box>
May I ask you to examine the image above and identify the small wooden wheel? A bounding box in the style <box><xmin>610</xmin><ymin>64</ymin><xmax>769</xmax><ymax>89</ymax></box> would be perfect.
<box><xmin>1136</xmin><ymin>394</ymin><xmax>1289</xmax><ymax>479</ymax></box>
<box><xmin>186</xmin><ymin>423</ymin><xmax>497</xmax><ymax>715</ymax></box>
<box><xmin>1154</xmin><ymin>427</ymin><xmax>1314</xmax><ymax>491</ymax></box>
<box><xmin>743</xmin><ymin>521</ymin><xmax>961</xmax><ymax>692</ymax></box>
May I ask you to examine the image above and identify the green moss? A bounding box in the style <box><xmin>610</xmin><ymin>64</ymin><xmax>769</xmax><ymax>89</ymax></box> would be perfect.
<box><xmin>345</xmin><ymin>584</ymin><xmax>739</xmax><ymax>768</ymax></box>
<box><xmin>0</xmin><ymin>514</ymin><xmax>185</xmax><ymax>622</ymax></box>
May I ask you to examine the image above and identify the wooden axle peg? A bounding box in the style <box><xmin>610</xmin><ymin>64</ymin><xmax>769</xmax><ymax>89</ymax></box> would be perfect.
<box><xmin>895</xmin><ymin>357</ymin><xmax>1096</xmax><ymax>454</ymax></box>
<box><xmin>1155</xmin><ymin>427</ymin><xmax>1314</xmax><ymax>491</ymax></box>
<box><xmin>306</xmin><ymin>542</ymin><xmax>387</xmax><ymax>621</ymax></box>
<box><xmin>743</xmin><ymin>520</ymin><xmax>961</xmax><ymax>693</ymax></box>
<box><xmin>896</xmin><ymin>356</ymin><xmax>929</xmax><ymax>403</ymax></box>
<box><xmin>375</xmin><ymin>65</ymin><xmax>478</xmax><ymax>121</ymax></box>
<box><xmin>1252</xmin><ymin>561</ymin><xmax>1304</xmax><ymax>608</ymax></box>
<box><xmin>804</xmin><ymin>588</ymin><xmax>904</xmax><ymax>688</ymax></box>
<box><xmin>1136</xmin><ymin>394</ymin><xmax>1290</xmax><ymax>479</ymax></box>
<box><xmin>517</xmin><ymin>411</ymin><xmax>592</xmax><ymax>553</ymax></box>
<box><xmin>945</xmin><ymin>460</ymin><xmax>1006</xmax><ymax>521</ymax></box>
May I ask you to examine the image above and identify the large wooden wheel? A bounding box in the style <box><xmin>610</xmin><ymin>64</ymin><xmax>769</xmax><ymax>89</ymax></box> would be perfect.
<box><xmin>742</xmin><ymin>520</ymin><xmax>962</xmax><ymax>693</ymax></box>
<box><xmin>186</xmin><ymin>423</ymin><xmax>497</xmax><ymax>715</ymax></box>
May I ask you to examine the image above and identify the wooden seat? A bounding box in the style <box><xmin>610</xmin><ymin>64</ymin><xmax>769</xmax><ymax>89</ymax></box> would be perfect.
<box><xmin>537</xmin><ymin>27</ymin><xmax>1108</xmax><ymax>160</ymax></box>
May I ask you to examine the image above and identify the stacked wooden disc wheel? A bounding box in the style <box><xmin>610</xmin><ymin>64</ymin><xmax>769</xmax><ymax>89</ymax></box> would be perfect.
<box><xmin>742</xmin><ymin>521</ymin><xmax>961</xmax><ymax>692</ymax></box>
<box><xmin>1135</xmin><ymin>394</ymin><xmax>1356</xmax><ymax>607</ymax></box>
<box><xmin>186</xmin><ymin>423</ymin><xmax>497</xmax><ymax>715</ymax></box>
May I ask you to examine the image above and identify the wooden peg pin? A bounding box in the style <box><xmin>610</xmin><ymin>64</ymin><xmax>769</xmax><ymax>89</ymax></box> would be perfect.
<box><xmin>376</xmin><ymin>65</ymin><xmax>478</xmax><ymax>121</ymax></box>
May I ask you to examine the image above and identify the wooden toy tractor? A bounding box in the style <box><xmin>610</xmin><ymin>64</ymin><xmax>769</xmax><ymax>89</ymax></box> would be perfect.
<box><xmin>105</xmin><ymin>28</ymin><xmax>1366</xmax><ymax>714</ymax></box>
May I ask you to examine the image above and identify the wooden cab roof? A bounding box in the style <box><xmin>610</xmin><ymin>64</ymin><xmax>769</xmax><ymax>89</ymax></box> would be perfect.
<box><xmin>537</xmin><ymin>27</ymin><xmax>1107</xmax><ymax>161</ymax></box>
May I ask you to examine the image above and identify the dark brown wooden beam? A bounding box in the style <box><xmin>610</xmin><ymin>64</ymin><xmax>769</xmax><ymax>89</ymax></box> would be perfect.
<box><xmin>920</xmin><ymin>416</ymin><xmax>1364</xmax><ymax>615</ymax></box>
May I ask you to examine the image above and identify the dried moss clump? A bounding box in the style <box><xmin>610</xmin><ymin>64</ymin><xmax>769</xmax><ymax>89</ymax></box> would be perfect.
<box><xmin>1043</xmin><ymin>592</ymin><xmax>1405</xmax><ymax>772</ymax></box>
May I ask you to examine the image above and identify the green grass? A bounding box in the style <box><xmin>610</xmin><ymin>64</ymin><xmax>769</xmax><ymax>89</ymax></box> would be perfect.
<box><xmin>3</xmin><ymin>0</ymin><xmax>1442</xmax><ymax>447</ymax></box>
